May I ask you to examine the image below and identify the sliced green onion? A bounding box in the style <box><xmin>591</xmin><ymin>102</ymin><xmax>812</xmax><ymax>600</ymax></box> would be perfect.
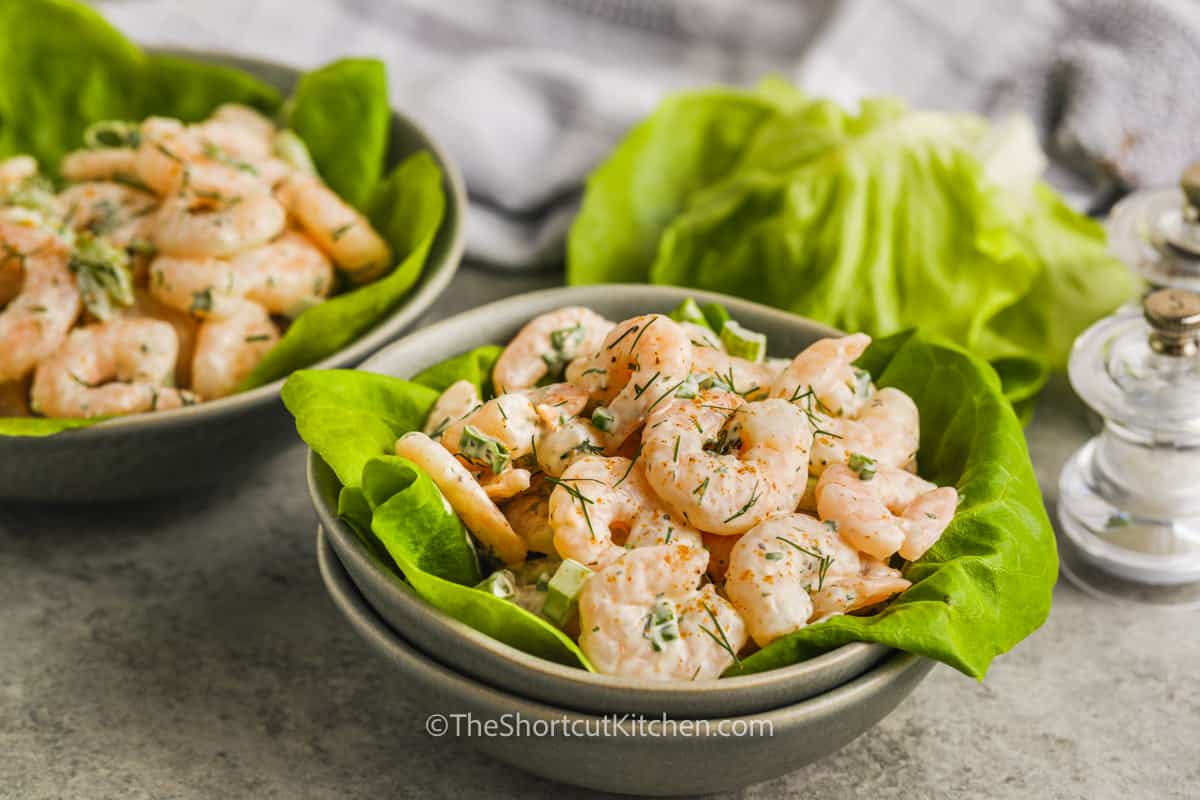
<box><xmin>641</xmin><ymin>595</ymin><xmax>680</xmax><ymax>652</ymax></box>
<box><xmin>701</xmin><ymin>302</ymin><xmax>731</xmax><ymax>334</ymax></box>
<box><xmin>591</xmin><ymin>406</ymin><xmax>615</xmax><ymax>433</ymax></box>
<box><xmin>542</xmin><ymin>559</ymin><xmax>592</xmax><ymax>627</ymax></box>
<box><xmin>668</xmin><ymin>298</ymin><xmax>710</xmax><ymax>329</ymax></box>
<box><xmin>5</xmin><ymin>174</ymin><xmax>56</xmax><ymax>216</ymax></box>
<box><xmin>83</xmin><ymin>119</ymin><xmax>141</xmax><ymax>149</ymax></box>
<box><xmin>674</xmin><ymin>375</ymin><xmax>700</xmax><ymax>399</ymax></box>
<box><xmin>68</xmin><ymin>232</ymin><xmax>134</xmax><ymax>321</ymax></box>
<box><xmin>475</xmin><ymin>569</ymin><xmax>516</xmax><ymax>600</ymax></box>
<box><xmin>848</xmin><ymin>452</ymin><xmax>877</xmax><ymax>481</ymax></box>
<box><xmin>720</xmin><ymin>321</ymin><xmax>767</xmax><ymax>363</ymax></box>
<box><xmin>272</xmin><ymin>129</ymin><xmax>316</xmax><ymax>174</ymax></box>
<box><xmin>540</xmin><ymin>323</ymin><xmax>586</xmax><ymax>379</ymax></box>
<box><xmin>458</xmin><ymin>424</ymin><xmax>511</xmax><ymax>474</ymax></box>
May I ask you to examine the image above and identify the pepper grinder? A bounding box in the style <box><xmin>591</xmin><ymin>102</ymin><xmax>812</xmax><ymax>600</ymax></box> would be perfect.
<box><xmin>1108</xmin><ymin>162</ymin><xmax>1200</xmax><ymax>290</ymax></box>
<box><xmin>1057</xmin><ymin>287</ymin><xmax>1200</xmax><ymax>599</ymax></box>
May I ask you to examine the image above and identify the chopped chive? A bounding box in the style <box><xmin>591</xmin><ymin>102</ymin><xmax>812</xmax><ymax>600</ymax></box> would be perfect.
<box><xmin>613</xmin><ymin>444</ymin><xmax>642</xmax><ymax>487</ymax></box>
<box><xmin>633</xmin><ymin>371</ymin><xmax>661</xmax><ymax>399</ymax></box>
<box><xmin>848</xmin><ymin>452</ymin><xmax>877</xmax><ymax>481</ymax></box>
<box><xmin>605</xmin><ymin>323</ymin><xmax>639</xmax><ymax>351</ymax></box>
<box><xmin>723</xmin><ymin>481</ymin><xmax>761</xmax><ymax>524</ymax></box>
<box><xmin>775</xmin><ymin>536</ymin><xmax>835</xmax><ymax>591</ymax></box>
<box><xmin>330</xmin><ymin>222</ymin><xmax>354</xmax><ymax>241</ymax></box>
<box><xmin>699</xmin><ymin>603</ymin><xmax>741</xmax><ymax>670</ymax></box>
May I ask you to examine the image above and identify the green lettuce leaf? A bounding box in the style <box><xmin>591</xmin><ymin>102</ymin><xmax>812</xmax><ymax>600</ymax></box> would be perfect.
<box><xmin>286</xmin><ymin>324</ymin><xmax>1053</xmax><ymax>679</ymax></box>
<box><xmin>362</xmin><ymin>456</ymin><xmax>481</xmax><ymax>586</ymax></box>
<box><xmin>240</xmin><ymin>152</ymin><xmax>446</xmax><ymax>388</ymax></box>
<box><xmin>0</xmin><ymin>0</ymin><xmax>445</xmax><ymax>435</ymax></box>
<box><xmin>282</xmin><ymin>353</ymin><xmax>590</xmax><ymax>669</ymax></box>
<box><xmin>567</xmin><ymin>82</ymin><xmax>1136</xmax><ymax>402</ymax></box>
<box><xmin>282</xmin><ymin>58</ymin><xmax>389</xmax><ymax>210</ymax></box>
<box><xmin>732</xmin><ymin>329</ymin><xmax>1057</xmax><ymax>679</ymax></box>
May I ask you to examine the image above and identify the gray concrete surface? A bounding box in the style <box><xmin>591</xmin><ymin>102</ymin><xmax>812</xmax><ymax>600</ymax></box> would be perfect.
<box><xmin>2</xmin><ymin>265</ymin><xmax>1197</xmax><ymax>799</ymax></box>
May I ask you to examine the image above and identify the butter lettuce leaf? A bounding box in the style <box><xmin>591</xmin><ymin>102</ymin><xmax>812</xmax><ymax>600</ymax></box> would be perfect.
<box><xmin>567</xmin><ymin>83</ymin><xmax>1135</xmax><ymax>403</ymax></box>
<box><xmin>282</xmin><ymin>350</ymin><xmax>590</xmax><ymax>670</ymax></box>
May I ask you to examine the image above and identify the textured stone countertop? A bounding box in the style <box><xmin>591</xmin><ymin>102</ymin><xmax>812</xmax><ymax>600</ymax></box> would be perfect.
<box><xmin>2</xmin><ymin>266</ymin><xmax>1197</xmax><ymax>800</ymax></box>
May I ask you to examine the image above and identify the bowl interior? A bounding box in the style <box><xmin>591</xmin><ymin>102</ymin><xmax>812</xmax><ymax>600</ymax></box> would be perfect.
<box><xmin>311</xmin><ymin>284</ymin><xmax>894</xmax><ymax>709</ymax></box>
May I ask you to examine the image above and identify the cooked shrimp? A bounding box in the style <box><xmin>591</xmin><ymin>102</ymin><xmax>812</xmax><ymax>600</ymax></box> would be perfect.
<box><xmin>0</xmin><ymin>224</ymin><xmax>80</xmax><ymax>382</ymax></box>
<box><xmin>770</xmin><ymin>333</ymin><xmax>873</xmax><ymax>418</ymax></box>
<box><xmin>815</xmin><ymin>463</ymin><xmax>957</xmax><ymax>560</ymax></box>
<box><xmin>57</xmin><ymin>182</ymin><xmax>158</xmax><ymax>249</ymax></box>
<box><xmin>130</xmin><ymin>290</ymin><xmax>198</xmax><ymax>388</ymax></box>
<box><xmin>691</xmin><ymin>346</ymin><xmax>779</xmax><ymax>401</ymax></box>
<box><xmin>394</xmin><ymin>431</ymin><xmax>527</xmax><ymax>566</ymax></box>
<box><xmin>60</xmin><ymin>148</ymin><xmax>140</xmax><ymax>184</ymax></box>
<box><xmin>501</xmin><ymin>478</ymin><xmax>556</xmax><ymax>555</ymax></box>
<box><xmin>492</xmin><ymin>306</ymin><xmax>614</xmax><ymax>393</ymax></box>
<box><xmin>190</xmin><ymin>300</ymin><xmax>279</xmax><ymax>399</ymax></box>
<box><xmin>578</xmin><ymin>544</ymin><xmax>747</xmax><ymax>680</ymax></box>
<box><xmin>896</xmin><ymin>485</ymin><xmax>958</xmax><ymax>560</ymax></box>
<box><xmin>856</xmin><ymin>387</ymin><xmax>920</xmax><ymax>472</ymax></box>
<box><xmin>231</xmin><ymin>231</ymin><xmax>333</xmax><ymax>316</ymax></box>
<box><xmin>807</xmin><ymin>386</ymin><xmax>921</xmax><ymax>476</ymax></box>
<box><xmin>573</xmin><ymin>314</ymin><xmax>694</xmax><ymax>447</ymax></box>
<box><xmin>535</xmin><ymin>416</ymin><xmax>606</xmax><ymax>477</ymax></box>
<box><xmin>440</xmin><ymin>383</ymin><xmax>588</xmax><ymax>472</ymax></box>
<box><xmin>0</xmin><ymin>156</ymin><xmax>38</xmax><ymax>192</ymax></box>
<box><xmin>423</xmin><ymin>379</ymin><xmax>482</xmax><ymax>438</ymax></box>
<box><xmin>680</xmin><ymin>321</ymin><xmax>722</xmax><ymax>350</ymax></box>
<box><xmin>194</xmin><ymin>115</ymin><xmax>274</xmax><ymax>162</ymax></box>
<box><xmin>148</xmin><ymin>254</ymin><xmax>243</xmax><ymax>319</ymax></box>
<box><xmin>153</xmin><ymin>189</ymin><xmax>286</xmax><ymax>259</ymax></box>
<box><xmin>481</xmin><ymin>467</ymin><xmax>532</xmax><ymax>502</ymax></box>
<box><xmin>725</xmin><ymin>513</ymin><xmax>861</xmax><ymax>647</ymax></box>
<box><xmin>641</xmin><ymin>389</ymin><xmax>812</xmax><ymax>535</ymax></box>
<box><xmin>208</xmin><ymin>104</ymin><xmax>277</xmax><ymax>145</ymax></box>
<box><xmin>549</xmin><ymin>455</ymin><xmax>704</xmax><ymax>569</ymax></box>
<box><xmin>275</xmin><ymin>172</ymin><xmax>391</xmax><ymax>285</ymax></box>
<box><xmin>30</xmin><ymin>317</ymin><xmax>194</xmax><ymax>418</ymax></box>
<box><xmin>810</xmin><ymin>556</ymin><xmax>912</xmax><ymax>621</ymax></box>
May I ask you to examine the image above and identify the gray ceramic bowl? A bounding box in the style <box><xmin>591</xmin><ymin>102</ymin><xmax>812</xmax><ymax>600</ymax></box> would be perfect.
<box><xmin>309</xmin><ymin>284</ymin><xmax>892</xmax><ymax>718</ymax></box>
<box><xmin>0</xmin><ymin>49</ymin><xmax>465</xmax><ymax>503</ymax></box>
<box><xmin>318</xmin><ymin>527</ymin><xmax>934</xmax><ymax>796</ymax></box>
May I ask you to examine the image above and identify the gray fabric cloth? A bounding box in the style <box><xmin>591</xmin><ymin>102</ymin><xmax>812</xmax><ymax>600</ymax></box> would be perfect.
<box><xmin>99</xmin><ymin>0</ymin><xmax>1200</xmax><ymax>269</ymax></box>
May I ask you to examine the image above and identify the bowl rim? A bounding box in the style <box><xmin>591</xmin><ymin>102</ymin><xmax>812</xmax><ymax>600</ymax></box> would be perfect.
<box><xmin>310</xmin><ymin>283</ymin><xmax>896</xmax><ymax>697</ymax></box>
<box><xmin>3</xmin><ymin>47</ymin><xmax>466</xmax><ymax>439</ymax></box>
<box><xmin>318</xmin><ymin>524</ymin><xmax>932</xmax><ymax>728</ymax></box>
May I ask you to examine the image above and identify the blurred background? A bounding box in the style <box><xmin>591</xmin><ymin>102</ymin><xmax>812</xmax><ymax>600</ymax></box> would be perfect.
<box><xmin>96</xmin><ymin>0</ymin><xmax>1200</xmax><ymax>268</ymax></box>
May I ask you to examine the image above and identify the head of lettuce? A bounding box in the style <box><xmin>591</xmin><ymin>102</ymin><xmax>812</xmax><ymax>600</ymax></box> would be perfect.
<box><xmin>567</xmin><ymin>79</ymin><xmax>1136</xmax><ymax>409</ymax></box>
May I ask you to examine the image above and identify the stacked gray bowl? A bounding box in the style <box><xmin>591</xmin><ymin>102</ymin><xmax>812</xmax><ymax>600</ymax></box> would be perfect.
<box><xmin>308</xmin><ymin>285</ymin><xmax>935</xmax><ymax>795</ymax></box>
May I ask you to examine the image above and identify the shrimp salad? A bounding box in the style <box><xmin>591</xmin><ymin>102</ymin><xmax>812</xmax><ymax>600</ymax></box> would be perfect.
<box><xmin>404</xmin><ymin>302</ymin><xmax>959</xmax><ymax>681</ymax></box>
<box><xmin>0</xmin><ymin>105</ymin><xmax>391</xmax><ymax>419</ymax></box>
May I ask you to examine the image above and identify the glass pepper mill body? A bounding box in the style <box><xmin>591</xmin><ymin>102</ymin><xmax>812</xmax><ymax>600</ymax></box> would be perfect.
<box><xmin>1057</xmin><ymin>288</ymin><xmax>1200</xmax><ymax>587</ymax></box>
